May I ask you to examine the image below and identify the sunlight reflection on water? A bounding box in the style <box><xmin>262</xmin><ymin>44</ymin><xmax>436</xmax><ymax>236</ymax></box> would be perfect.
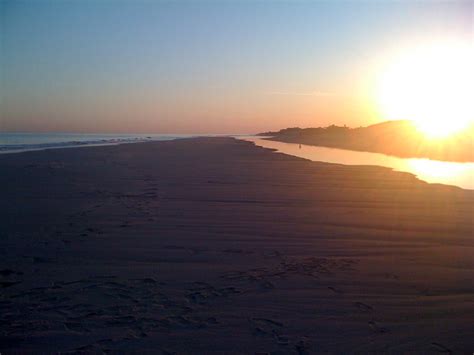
<box><xmin>243</xmin><ymin>137</ymin><xmax>474</xmax><ymax>190</ymax></box>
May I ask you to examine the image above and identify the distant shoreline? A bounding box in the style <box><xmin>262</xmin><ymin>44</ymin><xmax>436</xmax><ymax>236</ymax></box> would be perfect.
<box><xmin>260</xmin><ymin>120</ymin><xmax>474</xmax><ymax>163</ymax></box>
<box><xmin>0</xmin><ymin>132</ymin><xmax>235</xmax><ymax>155</ymax></box>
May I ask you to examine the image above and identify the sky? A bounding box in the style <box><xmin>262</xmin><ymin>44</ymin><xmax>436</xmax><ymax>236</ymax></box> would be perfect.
<box><xmin>1</xmin><ymin>0</ymin><xmax>472</xmax><ymax>134</ymax></box>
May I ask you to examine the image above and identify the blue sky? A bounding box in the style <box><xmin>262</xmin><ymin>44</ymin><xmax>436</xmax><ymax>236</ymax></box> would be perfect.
<box><xmin>1</xmin><ymin>0</ymin><xmax>472</xmax><ymax>133</ymax></box>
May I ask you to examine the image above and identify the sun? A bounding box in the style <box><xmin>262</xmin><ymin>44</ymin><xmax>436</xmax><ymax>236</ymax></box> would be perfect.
<box><xmin>375</xmin><ymin>40</ymin><xmax>474</xmax><ymax>138</ymax></box>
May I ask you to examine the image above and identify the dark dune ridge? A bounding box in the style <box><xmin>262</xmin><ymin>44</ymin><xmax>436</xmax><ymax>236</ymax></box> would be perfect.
<box><xmin>260</xmin><ymin>120</ymin><xmax>474</xmax><ymax>162</ymax></box>
<box><xmin>0</xmin><ymin>137</ymin><xmax>473</xmax><ymax>353</ymax></box>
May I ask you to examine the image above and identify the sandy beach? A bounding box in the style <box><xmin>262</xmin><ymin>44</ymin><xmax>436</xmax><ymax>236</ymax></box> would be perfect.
<box><xmin>0</xmin><ymin>137</ymin><xmax>472</xmax><ymax>353</ymax></box>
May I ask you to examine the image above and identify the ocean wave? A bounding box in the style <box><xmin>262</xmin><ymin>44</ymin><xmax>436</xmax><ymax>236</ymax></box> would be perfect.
<box><xmin>0</xmin><ymin>136</ymin><xmax>163</xmax><ymax>153</ymax></box>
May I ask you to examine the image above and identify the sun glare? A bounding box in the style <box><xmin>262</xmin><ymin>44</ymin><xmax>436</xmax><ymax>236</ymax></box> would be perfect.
<box><xmin>375</xmin><ymin>40</ymin><xmax>474</xmax><ymax>138</ymax></box>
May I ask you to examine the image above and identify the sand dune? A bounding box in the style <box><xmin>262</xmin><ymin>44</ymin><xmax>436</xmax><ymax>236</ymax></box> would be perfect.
<box><xmin>0</xmin><ymin>137</ymin><xmax>472</xmax><ymax>353</ymax></box>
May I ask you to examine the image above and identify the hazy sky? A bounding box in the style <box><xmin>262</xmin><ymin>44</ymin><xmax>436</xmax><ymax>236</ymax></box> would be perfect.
<box><xmin>1</xmin><ymin>0</ymin><xmax>472</xmax><ymax>133</ymax></box>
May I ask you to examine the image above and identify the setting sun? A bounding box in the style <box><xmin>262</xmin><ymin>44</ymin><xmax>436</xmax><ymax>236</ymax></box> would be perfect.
<box><xmin>375</xmin><ymin>40</ymin><xmax>474</xmax><ymax>138</ymax></box>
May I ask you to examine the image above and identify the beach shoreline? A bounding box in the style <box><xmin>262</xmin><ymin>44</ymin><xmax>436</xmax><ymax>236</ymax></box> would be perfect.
<box><xmin>245</xmin><ymin>137</ymin><xmax>474</xmax><ymax>190</ymax></box>
<box><xmin>1</xmin><ymin>137</ymin><xmax>472</xmax><ymax>353</ymax></box>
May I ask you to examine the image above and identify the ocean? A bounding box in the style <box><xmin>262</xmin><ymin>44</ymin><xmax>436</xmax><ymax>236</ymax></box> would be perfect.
<box><xmin>0</xmin><ymin>132</ymin><xmax>216</xmax><ymax>154</ymax></box>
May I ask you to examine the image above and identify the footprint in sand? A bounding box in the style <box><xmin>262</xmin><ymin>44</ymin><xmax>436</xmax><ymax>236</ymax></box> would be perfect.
<box><xmin>130</xmin><ymin>277</ymin><xmax>160</xmax><ymax>285</ymax></box>
<box><xmin>368</xmin><ymin>320</ymin><xmax>389</xmax><ymax>334</ymax></box>
<box><xmin>431</xmin><ymin>342</ymin><xmax>452</xmax><ymax>354</ymax></box>
<box><xmin>250</xmin><ymin>317</ymin><xmax>284</xmax><ymax>336</ymax></box>
<box><xmin>250</xmin><ymin>318</ymin><xmax>296</xmax><ymax>348</ymax></box>
<box><xmin>295</xmin><ymin>337</ymin><xmax>311</xmax><ymax>355</ymax></box>
<box><xmin>220</xmin><ymin>268</ymin><xmax>276</xmax><ymax>292</ymax></box>
<box><xmin>354</xmin><ymin>301</ymin><xmax>373</xmax><ymax>312</ymax></box>
<box><xmin>186</xmin><ymin>281</ymin><xmax>240</xmax><ymax>304</ymax></box>
<box><xmin>163</xmin><ymin>315</ymin><xmax>204</xmax><ymax>329</ymax></box>
<box><xmin>327</xmin><ymin>286</ymin><xmax>344</xmax><ymax>294</ymax></box>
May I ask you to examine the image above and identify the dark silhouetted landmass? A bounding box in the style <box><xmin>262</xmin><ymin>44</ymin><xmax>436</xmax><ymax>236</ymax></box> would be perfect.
<box><xmin>260</xmin><ymin>120</ymin><xmax>474</xmax><ymax>162</ymax></box>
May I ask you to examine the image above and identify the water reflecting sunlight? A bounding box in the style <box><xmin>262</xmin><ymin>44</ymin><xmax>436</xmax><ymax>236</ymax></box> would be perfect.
<box><xmin>243</xmin><ymin>137</ymin><xmax>474</xmax><ymax>190</ymax></box>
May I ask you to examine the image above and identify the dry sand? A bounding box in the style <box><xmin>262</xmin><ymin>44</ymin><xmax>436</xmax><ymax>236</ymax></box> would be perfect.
<box><xmin>0</xmin><ymin>137</ymin><xmax>472</xmax><ymax>353</ymax></box>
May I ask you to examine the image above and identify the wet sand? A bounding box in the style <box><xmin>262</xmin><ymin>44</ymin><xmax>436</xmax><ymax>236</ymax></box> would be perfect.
<box><xmin>0</xmin><ymin>137</ymin><xmax>472</xmax><ymax>353</ymax></box>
